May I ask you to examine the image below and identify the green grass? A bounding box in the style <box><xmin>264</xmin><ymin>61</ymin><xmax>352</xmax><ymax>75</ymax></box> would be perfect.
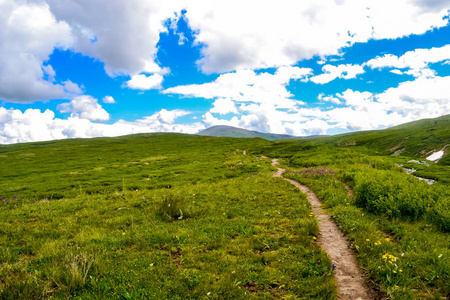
<box><xmin>0</xmin><ymin>134</ymin><xmax>336</xmax><ymax>299</ymax></box>
<box><xmin>1</xmin><ymin>114</ymin><xmax>449</xmax><ymax>299</ymax></box>
<box><xmin>280</xmin><ymin>144</ymin><xmax>450</xmax><ymax>299</ymax></box>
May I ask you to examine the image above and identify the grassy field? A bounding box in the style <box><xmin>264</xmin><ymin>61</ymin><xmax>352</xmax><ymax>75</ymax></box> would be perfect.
<box><xmin>1</xmin><ymin>115</ymin><xmax>449</xmax><ymax>299</ymax></box>
<box><xmin>0</xmin><ymin>134</ymin><xmax>336</xmax><ymax>299</ymax></box>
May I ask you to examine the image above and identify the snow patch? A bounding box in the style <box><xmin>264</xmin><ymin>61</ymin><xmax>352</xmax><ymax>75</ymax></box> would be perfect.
<box><xmin>426</xmin><ymin>150</ymin><xmax>444</xmax><ymax>162</ymax></box>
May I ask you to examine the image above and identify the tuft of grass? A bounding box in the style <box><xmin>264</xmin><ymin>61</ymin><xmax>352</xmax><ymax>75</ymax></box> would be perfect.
<box><xmin>157</xmin><ymin>191</ymin><xmax>189</xmax><ymax>221</ymax></box>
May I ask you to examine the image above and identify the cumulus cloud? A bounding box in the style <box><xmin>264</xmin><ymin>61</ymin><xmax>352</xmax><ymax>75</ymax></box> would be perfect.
<box><xmin>209</xmin><ymin>98</ymin><xmax>238</xmax><ymax>115</ymax></box>
<box><xmin>57</xmin><ymin>95</ymin><xmax>110</xmax><ymax>121</ymax></box>
<box><xmin>102</xmin><ymin>96</ymin><xmax>116</xmax><ymax>104</ymax></box>
<box><xmin>184</xmin><ymin>0</ymin><xmax>449</xmax><ymax>73</ymax></box>
<box><xmin>125</xmin><ymin>74</ymin><xmax>164</xmax><ymax>90</ymax></box>
<box><xmin>318</xmin><ymin>93</ymin><xmax>342</xmax><ymax>105</ymax></box>
<box><xmin>164</xmin><ymin>68</ymin><xmax>311</xmax><ymax>108</ymax></box>
<box><xmin>324</xmin><ymin>76</ymin><xmax>450</xmax><ymax>130</ymax></box>
<box><xmin>0</xmin><ymin>107</ymin><xmax>202</xmax><ymax>144</ymax></box>
<box><xmin>200</xmin><ymin>75</ymin><xmax>450</xmax><ymax>136</ymax></box>
<box><xmin>366</xmin><ymin>44</ymin><xmax>450</xmax><ymax>78</ymax></box>
<box><xmin>0</xmin><ymin>0</ymin><xmax>73</xmax><ymax>103</ymax></box>
<box><xmin>310</xmin><ymin>64</ymin><xmax>365</xmax><ymax>84</ymax></box>
<box><xmin>2</xmin><ymin>0</ymin><xmax>449</xmax><ymax>104</ymax></box>
<box><xmin>45</xmin><ymin>0</ymin><xmax>177</xmax><ymax>77</ymax></box>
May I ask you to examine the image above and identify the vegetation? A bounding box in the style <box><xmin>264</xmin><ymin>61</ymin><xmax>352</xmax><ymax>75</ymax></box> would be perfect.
<box><xmin>279</xmin><ymin>144</ymin><xmax>450</xmax><ymax>299</ymax></box>
<box><xmin>0</xmin><ymin>115</ymin><xmax>449</xmax><ymax>299</ymax></box>
<box><xmin>0</xmin><ymin>134</ymin><xmax>335</xmax><ymax>299</ymax></box>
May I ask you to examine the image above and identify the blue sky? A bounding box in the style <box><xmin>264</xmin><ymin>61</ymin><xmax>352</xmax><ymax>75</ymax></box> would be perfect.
<box><xmin>0</xmin><ymin>0</ymin><xmax>449</xmax><ymax>144</ymax></box>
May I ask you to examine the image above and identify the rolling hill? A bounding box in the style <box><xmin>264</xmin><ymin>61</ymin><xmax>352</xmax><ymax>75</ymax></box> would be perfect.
<box><xmin>197</xmin><ymin>125</ymin><xmax>299</xmax><ymax>140</ymax></box>
<box><xmin>306</xmin><ymin>114</ymin><xmax>450</xmax><ymax>161</ymax></box>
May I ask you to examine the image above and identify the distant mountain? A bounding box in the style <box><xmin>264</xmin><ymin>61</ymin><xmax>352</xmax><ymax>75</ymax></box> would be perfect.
<box><xmin>197</xmin><ymin>125</ymin><xmax>300</xmax><ymax>141</ymax></box>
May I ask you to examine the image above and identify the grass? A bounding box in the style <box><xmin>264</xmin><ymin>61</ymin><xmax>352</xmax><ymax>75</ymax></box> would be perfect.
<box><xmin>0</xmin><ymin>134</ymin><xmax>336</xmax><ymax>299</ymax></box>
<box><xmin>1</xmin><ymin>114</ymin><xmax>449</xmax><ymax>299</ymax></box>
<box><xmin>280</xmin><ymin>143</ymin><xmax>450</xmax><ymax>299</ymax></box>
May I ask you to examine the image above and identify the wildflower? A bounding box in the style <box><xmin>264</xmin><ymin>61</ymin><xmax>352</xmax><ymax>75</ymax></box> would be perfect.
<box><xmin>393</xmin><ymin>270</ymin><xmax>397</xmax><ymax>273</ymax></box>
<box><xmin>366</xmin><ymin>239</ymin><xmax>370</xmax><ymax>242</ymax></box>
<box><xmin>318</xmin><ymin>260</ymin><xmax>321</xmax><ymax>264</ymax></box>
<box><xmin>186</xmin><ymin>277</ymin><xmax>189</xmax><ymax>280</ymax></box>
<box><xmin>385</xmin><ymin>238</ymin><xmax>390</xmax><ymax>242</ymax></box>
<box><xmin>332</xmin><ymin>263</ymin><xmax>337</xmax><ymax>271</ymax></box>
<box><xmin>313</xmin><ymin>237</ymin><xmax>317</xmax><ymax>240</ymax></box>
<box><xmin>176</xmin><ymin>265</ymin><xmax>179</xmax><ymax>268</ymax></box>
<box><xmin>324</xmin><ymin>273</ymin><xmax>327</xmax><ymax>277</ymax></box>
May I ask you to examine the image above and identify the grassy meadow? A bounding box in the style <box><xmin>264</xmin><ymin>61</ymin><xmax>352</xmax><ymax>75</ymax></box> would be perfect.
<box><xmin>0</xmin><ymin>134</ymin><xmax>335</xmax><ymax>299</ymax></box>
<box><xmin>1</xmin><ymin>116</ymin><xmax>449</xmax><ymax>299</ymax></box>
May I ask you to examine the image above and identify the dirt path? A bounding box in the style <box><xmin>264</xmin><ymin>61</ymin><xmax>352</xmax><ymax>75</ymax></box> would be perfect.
<box><xmin>271</xmin><ymin>159</ymin><xmax>374</xmax><ymax>300</ymax></box>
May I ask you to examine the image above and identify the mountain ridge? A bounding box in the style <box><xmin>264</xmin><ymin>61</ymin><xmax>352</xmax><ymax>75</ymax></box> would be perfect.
<box><xmin>197</xmin><ymin>125</ymin><xmax>321</xmax><ymax>140</ymax></box>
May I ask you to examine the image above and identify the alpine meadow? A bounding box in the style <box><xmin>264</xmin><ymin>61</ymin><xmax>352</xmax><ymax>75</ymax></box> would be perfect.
<box><xmin>1</xmin><ymin>115</ymin><xmax>449</xmax><ymax>299</ymax></box>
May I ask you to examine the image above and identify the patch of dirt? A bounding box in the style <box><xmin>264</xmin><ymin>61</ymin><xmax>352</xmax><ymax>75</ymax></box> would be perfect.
<box><xmin>272</xmin><ymin>159</ymin><xmax>377</xmax><ymax>300</ymax></box>
<box><xmin>244</xmin><ymin>281</ymin><xmax>258</xmax><ymax>293</ymax></box>
<box><xmin>344</xmin><ymin>185</ymin><xmax>354</xmax><ymax>197</ymax></box>
<box><xmin>170</xmin><ymin>248</ymin><xmax>182</xmax><ymax>259</ymax></box>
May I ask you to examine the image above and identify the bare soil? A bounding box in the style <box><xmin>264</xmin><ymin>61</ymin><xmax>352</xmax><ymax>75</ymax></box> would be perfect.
<box><xmin>272</xmin><ymin>159</ymin><xmax>376</xmax><ymax>300</ymax></box>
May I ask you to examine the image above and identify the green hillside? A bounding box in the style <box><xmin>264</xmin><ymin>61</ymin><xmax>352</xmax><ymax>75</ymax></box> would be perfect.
<box><xmin>318</xmin><ymin>114</ymin><xmax>450</xmax><ymax>160</ymax></box>
<box><xmin>0</xmin><ymin>115</ymin><xmax>449</xmax><ymax>299</ymax></box>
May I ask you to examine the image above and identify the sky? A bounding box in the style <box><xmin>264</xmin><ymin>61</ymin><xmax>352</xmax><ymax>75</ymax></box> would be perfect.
<box><xmin>1</xmin><ymin>0</ymin><xmax>450</xmax><ymax>144</ymax></box>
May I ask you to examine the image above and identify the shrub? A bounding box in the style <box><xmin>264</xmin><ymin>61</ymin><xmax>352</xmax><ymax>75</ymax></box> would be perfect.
<box><xmin>429</xmin><ymin>190</ymin><xmax>450</xmax><ymax>232</ymax></box>
<box><xmin>354</xmin><ymin>169</ymin><xmax>432</xmax><ymax>220</ymax></box>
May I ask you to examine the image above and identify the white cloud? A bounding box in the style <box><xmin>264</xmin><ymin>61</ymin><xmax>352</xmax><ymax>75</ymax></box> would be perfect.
<box><xmin>57</xmin><ymin>95</ymin><xmax>110</xmax><ymax>121</ymax></box>
<box><xmin>165</xmin><ymin>68</ymin><xmax>310</xmax><ymax>108</ymax></box>
<box><xmin>185</xmin><ymin>0</ymin><xmax>449</xmax><ymax>73</ymax></box>
<box><xmin>201</xmin><ymin>75</ymin><xmax>450</xmax><ymax>136</ymax></box>
<box><xmin>390</xmin><ymin>69</ymin><xmax>404</xmax><ymax>75</ymax></box>
<box><xmin>323</xmin><ymin>76</ymin><xmax>450</xmax><ymax>131</ymax></box>
<box><xmin>45</xmin><ymin>0</ymin><xmax>178</xmax><ymax>77</ymax></box>
<box><xmin>310</xmin><ymin>64</ymin><xmax>365</xmax><ymax>84</ymax></box>
<box><xmin>366</xmin><ymin>44</ymin><xmax>450</xmax><ymax>78</ymax></box>
<box><xmin>2</xmin><ymin>1</ymin><xmax>449</xmax><ymax>104</ymax></box>
<box><xmin>102</xmin><ymin>96</ymin><xmax>116</xmax><ymax>104</ymax></box>
<box><xmin>125</xmin><ymin>74</ymin><xmax>164</xmax><ymax>90</ymax></box>
<box><xmin>0</xmin><ymin>107</ymin><xmax>202</xmax><ymax>144</ymax></box>
<box><xmin>318</xmin><ymin>93</ymin><xmax>341</xmax><ymax>105</ymax></box>
<box><xmin>0</xmin><ymin>0</ymin><xmax>73</xmax><ymax>103</ymax></box>
<box><xmin>210</xmin><ymin>98</ymin><xmax>238</xmax><ymax>115</ymax></box>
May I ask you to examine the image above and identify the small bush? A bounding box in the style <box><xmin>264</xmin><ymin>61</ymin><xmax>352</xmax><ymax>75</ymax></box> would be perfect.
<box><xmin>429</xmin><ymin>193</ymin><xmax>450</xmax><ymax>232</ymax></box>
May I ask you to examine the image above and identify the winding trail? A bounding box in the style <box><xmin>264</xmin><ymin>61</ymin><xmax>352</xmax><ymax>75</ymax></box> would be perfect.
<box><xmin>271</xmin><ymin>159</ymin><xmax>374</xmax><ymax>300</ymax></box>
